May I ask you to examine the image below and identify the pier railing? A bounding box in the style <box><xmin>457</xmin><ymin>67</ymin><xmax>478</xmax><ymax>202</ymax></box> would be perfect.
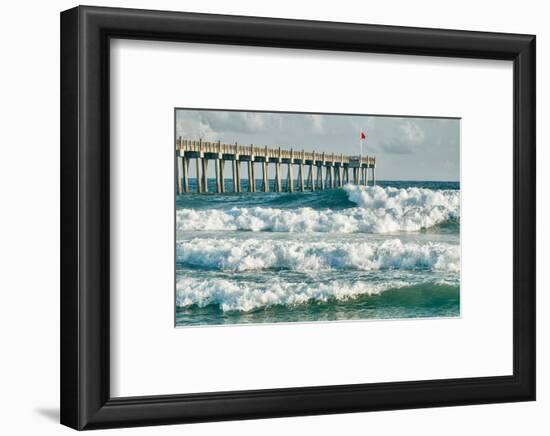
<box><xmin>176</xmin><ymin>137</ymin><xmax>376</xmax><ymax>194</ymax></box>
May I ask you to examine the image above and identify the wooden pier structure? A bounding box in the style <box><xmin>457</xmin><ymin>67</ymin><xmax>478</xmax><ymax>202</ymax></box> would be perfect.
<box><xmin>176</xmin><ymin>137</ymin><xmax>376</xmax><ymax>194</ymax></box>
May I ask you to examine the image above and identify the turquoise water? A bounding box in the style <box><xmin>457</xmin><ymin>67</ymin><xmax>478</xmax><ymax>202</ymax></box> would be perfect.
<box><xmin>176</xmin><ymin>180</ymin><xmax>460</xmax><ymax>326</ymax></box>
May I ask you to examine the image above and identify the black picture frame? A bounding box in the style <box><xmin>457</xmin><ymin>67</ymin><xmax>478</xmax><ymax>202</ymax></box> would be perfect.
<box><xmin>60</xmin><ymin>5</ymin><xmax>536</xmax><ymax>430</ymax></box>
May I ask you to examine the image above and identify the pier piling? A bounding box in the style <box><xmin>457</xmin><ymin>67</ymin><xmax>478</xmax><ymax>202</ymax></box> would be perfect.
<box><xmin>231</xmin><ymin>160</ymin><xmax>237</xmax><ymax>192</ymax></box>
<box><xmin>247</xmin><ymin>161</ymin><xmax>253</xmax><ymax>192</ymax></box>
<box><xmin>276</xmin><ymin>161</ymin><xmax>282</xmax><ymax>192</ymax></box>
<box><xmin>201</xmin><ymin>158</ymin><xmax>208</xmax><ymax>193</ymax></box>
<box><xmin>220</xmin><ymin>160</ymin><xmax>225</xmax><ymax>193</ymax></box>
<box><xmin>262</xmin><ymin>161</ymin><xmax>268</xmax><ymax>192</ymax></box>
<box><xmin>307</xmin><ymin>164</ymin><xmax>314</xmax><ymax>191</ymax></box>
<box><xmin>182</xmin><ymin>157</ymin><xmax>189</xmax><ymax>193</ymax></box>
<box><xmin>300</xmin><ymin>164</ymin><xmax>305</xmax><ymax>191</ymax></box>
<box><xmin>195</xmin><ymin>157</ymin><xmax>202</xmax><ymax>193</ymax></box>
<box><xmin>287</xmin><ymin>162</ymin><xmax>293</xmax><ymax>192</ymax></box>
<box><xmin>215</xmin><ymin>157</ymin><xmax>221</xmax><ymax>193</ymax></box>
<box><xmin>176</xmin><ymin>154</ymin><xmax>182</xmax><ymax>195</ymax></box>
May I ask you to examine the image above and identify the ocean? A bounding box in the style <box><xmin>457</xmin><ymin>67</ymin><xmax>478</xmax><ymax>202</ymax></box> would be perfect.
<box><xmin>175</xmin><ymin>180</ymin><xmax>460</xmax><ymax>327</ymax></box>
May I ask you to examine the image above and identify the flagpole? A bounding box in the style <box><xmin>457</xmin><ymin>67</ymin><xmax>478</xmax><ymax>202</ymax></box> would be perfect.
<box><xmin>360</xmin><ymin>133</ymin><xmax>363</xmax><ymax>185</ymax></box>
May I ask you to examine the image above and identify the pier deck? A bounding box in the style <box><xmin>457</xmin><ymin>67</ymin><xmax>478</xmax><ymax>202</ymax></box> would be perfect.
<box><xmin>176</xmin><ymin>138</ymin><xmax>376</xmax><ymax>194</ymax></box>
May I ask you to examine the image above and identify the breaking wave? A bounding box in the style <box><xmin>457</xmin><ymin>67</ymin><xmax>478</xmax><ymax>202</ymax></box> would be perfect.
<box><xmin>176</xmin><ymin>238</ymin><xmax>459</xmax><ymax>273</ymax></box>
<box><xmin>176</xmin><ymin>185</ymin><xmax>459</xmax><ymax>234</ymax></box>
<box><xmin>175</xmin><ymin>276</ymin><xmax>457</xmax><ymax>313</ymax></box>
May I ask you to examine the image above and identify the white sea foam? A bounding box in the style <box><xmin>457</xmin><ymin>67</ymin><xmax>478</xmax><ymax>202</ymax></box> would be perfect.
<box><xmin>176</xmin><ymin>238</ymin><xmax>460</xmax><ymax>273</ymax></box>
<box><xmin>176</xmin><ymin>186</ymin><xmax>460</xmax><ymax>233</ymax></box>
<box><xmin>176</xmin><ymin>277</ymin><xmax>413</xmax><ymax>312</ymax></box>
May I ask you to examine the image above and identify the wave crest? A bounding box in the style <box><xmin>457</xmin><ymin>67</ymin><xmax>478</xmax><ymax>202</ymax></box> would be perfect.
<box><xmin>176</xmin><ymin>277</ymin><xmax>412</xmax><ymax>312</ymax></box>
<box><xmin>176</xmin><ymin>186</ymin><xmax>460</xmax><ymax>234</ymax></box>
<box><xmin>177</xmin><ymin>238</ymin><xmax>460</xmax><ymax>273</ymax></box>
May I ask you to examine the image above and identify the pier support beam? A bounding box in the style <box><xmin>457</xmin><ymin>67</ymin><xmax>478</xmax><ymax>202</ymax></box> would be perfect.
<box><xmin>275</xmin><ymin>162</ymin><xmax>282</xmax><ymax>192</ymax></box>
<box><xmin>372</xmin><ymin>167</ymin><xmax>376</xmax><ymax>186</ymax></box>
<box><xmin>232</xmin><ymin>160</ymin><xmax>238</xmax><ymax>193</ymax></box>
<box><xmin>262</xmin><ymin>162</ymin><xmax>269</xmax><ymax>192</ymax></box>
<box><xmin>236</xmin><ymin>162</ymin><xmax>241</xmax><ymax>192</ymax></box>
<box><xmin>219</xmin><ymin>160</ymin><xmax>225</xmax><ymax>193</ymax></box>
<box><xmin>246</xmin><ymin>161</ymin><xmax>252</xmax><ymax>192</ymax></box>
<box><xmin>299</xmin><ymin>164</ymin><xmax>305</xmax><ymax>192</ymax></box>
<box><xmin>182</xmin><ymin>157</ymin><xmax>189</xmax><ymax>193</ymax></box>
<box><xmin>251</xmin><ymin>163</ymin><xmax>256</xmax><ymax>192</ymax></box>
<box><xmin>176</xmin><ymin>155</ymin><xmax>182</xmax><ymax>195</ymax></box>
<box><xmin>315</xmin><ymin>166</ymin><xmax>320</xmax><ymax>190</ymax></box>
<box><xmin>307</xmin><ymin>164</ymin><xmax>314</xmax><ymax>191</ymax></box>
<box><xmin>287</xmin><ymin>163</ymin><xmax>293</xmax><ymax>192</ymax></box>
<box><xmin>195</xmin><ymin>158</ymin><xmax>202</xmax><ymax>193</ymax></box>
<box><xmin>215</xmin><ymin>158</ymin><xmax>221</xmax><ymax>193</ymax></box>
<box><xmin>201</xmin><ymin>158</ymin><xmax>208</xmax><ymax>193</ymax></box>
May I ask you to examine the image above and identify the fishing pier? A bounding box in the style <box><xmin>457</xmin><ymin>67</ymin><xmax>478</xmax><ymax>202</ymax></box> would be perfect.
<box><xmin>176</xmin><ymin>138</ymin><xmax>376</xmax><ymax>194</ymax></box>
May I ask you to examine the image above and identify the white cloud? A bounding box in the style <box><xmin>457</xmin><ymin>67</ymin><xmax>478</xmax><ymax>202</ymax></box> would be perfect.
<box><xmin>175</xmin><ymin>109</ymin><xmax>460</xmax><ymax>181</ymax></box>
<box><xmin>399</xmin><ymin>121</ymin><xmax>425</xmax><ymax>145</ymax></box>
<box><xmin>376</xmin><ymin>119</ymin><xmax>425</xmax><ymax>155</ymax></box>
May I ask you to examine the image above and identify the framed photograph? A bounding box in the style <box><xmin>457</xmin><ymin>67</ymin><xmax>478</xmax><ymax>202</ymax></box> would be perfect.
<box><xmin>173</xmin><ymin>109</ymin><xmax>461</xmax><ymax>327</ymax></box>
<box><xmin>60</xmin><ymin>6</ymin><xmax>536</xmax><ymax>430</ymax></box>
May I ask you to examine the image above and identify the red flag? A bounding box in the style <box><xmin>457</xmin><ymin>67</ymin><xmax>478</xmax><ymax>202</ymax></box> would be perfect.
<box><xmin>360</xmin><ymin>132</ymin><xmax>366</xmax><ymax>140</ymax></box>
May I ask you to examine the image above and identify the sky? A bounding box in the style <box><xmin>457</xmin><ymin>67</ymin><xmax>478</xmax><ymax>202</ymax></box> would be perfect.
<box><xmin>175</xmin><ymin>109</ymin><xmax>460</xmax><ymax>181</ymax></box>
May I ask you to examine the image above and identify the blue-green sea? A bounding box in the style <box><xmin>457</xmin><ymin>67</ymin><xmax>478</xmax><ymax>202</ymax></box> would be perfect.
<box><xmin>176</xmin><ymin>180</ymin><xmax>460</xmax><ymax>326</ymax></box>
